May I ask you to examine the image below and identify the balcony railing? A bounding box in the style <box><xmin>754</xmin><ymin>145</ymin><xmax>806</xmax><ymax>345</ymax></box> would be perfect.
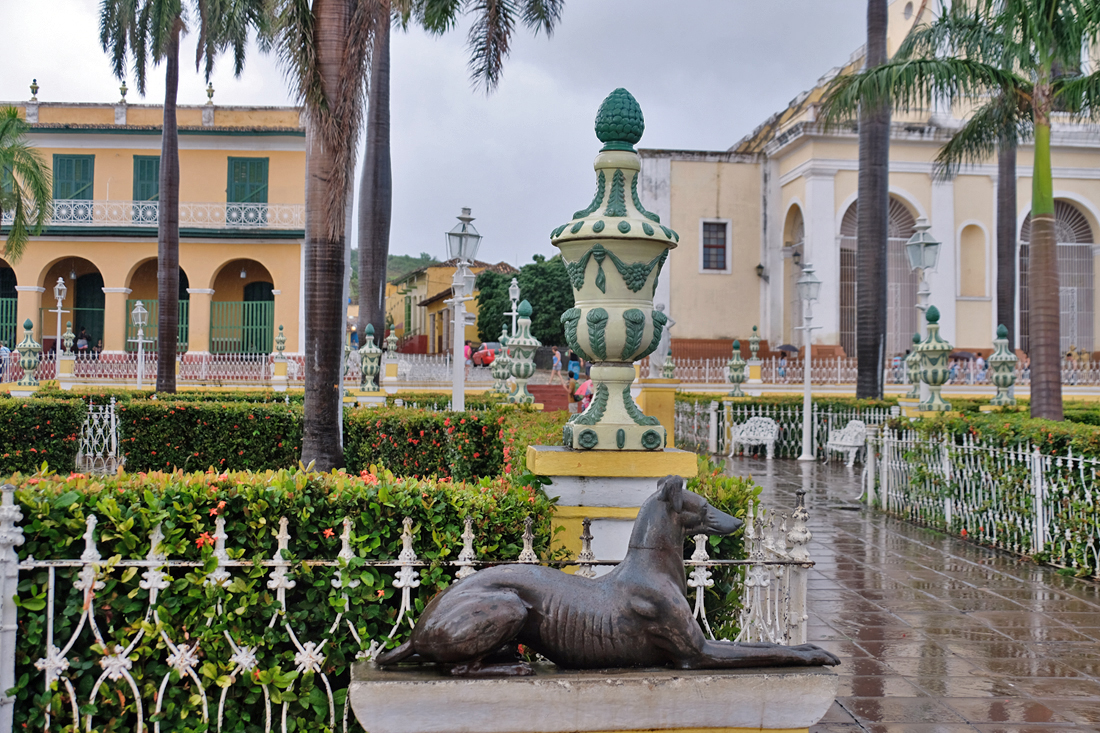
<box><xmin>1</xmin><ymin>199</ymin><xmax>304</xmax><ymax>230</ymax></box>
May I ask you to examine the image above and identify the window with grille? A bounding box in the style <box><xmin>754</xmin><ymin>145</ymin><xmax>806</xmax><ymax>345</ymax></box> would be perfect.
<box><xmin>702</xmin><ymin>222</ymin><xmax>727</xmax><ymax>271</ymax></box>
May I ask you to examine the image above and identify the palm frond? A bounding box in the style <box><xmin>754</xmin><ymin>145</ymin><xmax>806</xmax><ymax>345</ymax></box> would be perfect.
<box><xmin>896</xmin><ymin>2</ymin><xmax>1007</xmax><ymax>65</ymax></box>
<box><xmin>819</xmin><ymin>57</ymin><xmax>1023</xmax><ymax>128</ymax></box>
<box><xmin>1052</xmin><ymin>68</ymin><xmax>1100</xmax><ymax>118</ymax></box>
<box><xmin>520</xmin><ymin>0</ymin><xmax>562</xmax><ymax>36</ymax></box>
<box><xmin>466</xmin><ymin>0</ymin><xmax>517</xmax><ymax>92</ymax></box>
<box><xmin>0</xmin><ymin>107</ymin><xmax>52</xmax><ymax>261</ymax></box>
<box><xmin>271</xmin><ymin>0</ymin><xmax>325</xmax><ymax>113</ymax></box>
<box><xmin>933</xmin><ymin>93</ymin><xmax>1033</xmax><ymax>179</ymax></box>
<box><xmin>415</xmin><ymin>0</ymin><xmax>461</xmax><ymax>34</ymax></box>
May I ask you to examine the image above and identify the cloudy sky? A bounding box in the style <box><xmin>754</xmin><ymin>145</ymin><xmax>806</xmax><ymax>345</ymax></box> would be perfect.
<box><xmin>0</xmin><ymin>0</ymin><xmax>867</xmax><ymax>267</ymax></box>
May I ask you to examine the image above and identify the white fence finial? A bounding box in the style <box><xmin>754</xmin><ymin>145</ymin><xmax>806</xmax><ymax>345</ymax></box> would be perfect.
<box><xmin>575</xmin><ymin>518</ymin><xmax>596</xmax><ymax>578</ymax></box>
<box><xmin>456</xmin><ymin>517</ymin><xmax>477</xmax><ymax>579</ymax></box>
<box><xmin>518</xmin><ymin>517</ymin><xmax>538</xmax><ymax>564</ymax></box>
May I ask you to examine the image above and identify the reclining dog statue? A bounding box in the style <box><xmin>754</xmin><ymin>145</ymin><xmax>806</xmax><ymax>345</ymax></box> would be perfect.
<box><xmin>376</xmin><ymin>475</ymin><xmax>840</xmax><ymax>676</ymax></box>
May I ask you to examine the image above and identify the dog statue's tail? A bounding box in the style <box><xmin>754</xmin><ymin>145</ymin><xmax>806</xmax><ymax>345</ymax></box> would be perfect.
<box><xmin>375</xmin><ymin>640</ymin><xmax>415</xmax><ymax>666</ymax></box>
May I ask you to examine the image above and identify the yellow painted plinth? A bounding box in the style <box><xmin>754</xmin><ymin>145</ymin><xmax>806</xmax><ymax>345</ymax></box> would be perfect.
<box><xmin>904</xmin><ymin>409</ymin><xmax>963</xmax><ymax>419</ymax></box>
<box><xmin>636</xmin><ymin>378</ymin><xmax>679</xmax><ymax>443</ymax></box>
<box><xmin>980</xmin><ymin>404</ymin><xmax>1014</xmax><ymax>412</ymax></box>
<box><xmin>526</xmin><ymin>445</ymin><xmax>698</xmax><ymax>478</ymax></box>
<box><xmin>553</xmin><ymin>505</ymin><xmax>639</xmax><ymax>560</ymax></box>
<box><xmin>57</xmin><ymin>357</ymin><xmax>74</xmax><ymax>378</ymax></box>
<box><xmin>385</xmin><ymin>362</ymin><xmax>398</xmax><ymax>378</ymax></box>
<box><xmin>747</xmin><ymin>362</ymin><xmax>762</xmax><ymax>383</ymax></box>
<box><xmin>273</xmin><ymin>360</ymin><xmax>288</xmax><ymax>378</ymax></box>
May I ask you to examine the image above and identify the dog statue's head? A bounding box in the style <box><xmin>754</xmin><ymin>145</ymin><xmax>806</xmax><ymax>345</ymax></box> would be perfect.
<box><xmin>657</xmin><ymin>475</ymin><xmax>743</xmax><ymax>537</ymax></box>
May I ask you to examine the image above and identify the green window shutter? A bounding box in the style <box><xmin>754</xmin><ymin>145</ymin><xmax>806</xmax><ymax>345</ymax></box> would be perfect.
<box><xmin>53</xmin><ymin>155</ymin><xmax>94</xmax><ymax>200</ymax></box>
<box><xmin>227</xmin><ymin>157</ymin><xmax>269</xmax><ymax>203</ymax></box>
<box><xmin>133</xmin><ymin>156</ymin><xmax>160</xmax><ymax>201</ymax></box>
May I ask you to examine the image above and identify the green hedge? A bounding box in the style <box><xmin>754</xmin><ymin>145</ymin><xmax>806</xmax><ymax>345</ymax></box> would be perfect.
<box><xmin>118</xmin><ymin>400</ymin><xmax>303</xmax><ymax>472</ymax></box>
<box><xmin>675</xmin><ymin>392</ymin><xmax>898</xmax><ymax>411</ymax></box>
<box><xmin>0</xmin><ymin>398</ymin><xmax>86</xmax><ymax>474</ymax></box>
<box><xmin>37</xmin><ymin>386</ymin><xmax>304</xmax><ymax>405</ymax></box>
<box><xmin>887</xmin><ymin>411</ymin><xmax>1100</xmax><ymax>460</ymax></box>
<box><xmin>344</xmin><ymin>408</ymin><xmax>504</xmax><ymax>480</ymax></box>
<box><xmin>8</xmin><ymin>468</ymin><xmax>558</xmax><ymax>733</ymax></box>
<box><xmin>385</xmin><ymin>392</ymin><xmax>503</xmax><ymax>410</ymax></box>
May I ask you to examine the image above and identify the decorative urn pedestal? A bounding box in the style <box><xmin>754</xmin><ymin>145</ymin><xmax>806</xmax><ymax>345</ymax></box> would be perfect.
<box><xmin>746</xmin><ymin>325</ymin><xmax>763</xmax><ymax>384</ymax></box>
<box><xmin>552</xmin><ymin>88</ymin><xmax>677</xmax><ymax>452</ymax></box>
<box><xmin>359</xmin><ymin>324</ymin><xmax>383</xmax><ymax>391</ymax></box>
<box><xmin>917</xmin><ymin>305</ymin><xmax>952</xmax><ymax>412</ymax></box>
<box><xmin>986</xmin><ymin>323</ymin><xmax>1018</xmax><ymax>408</ymax></box>
<box><xmin>727</xmin><ymin>340</ymin><xmax>746</xmax><ymax>397</ymax></box>
<box><xmin>904</xmin><ymin>332</ymin><xmax>921</xmax><ymax>399</ymax></box>
<box><xmin>492</xmin><ymin>326</ymin><xmax>512</xmax><ymax>395</ymax></box>
<box><xmin>508</xmin><ymin>301</ymin><xmax>540</xmax><ymax>404</ymax></box>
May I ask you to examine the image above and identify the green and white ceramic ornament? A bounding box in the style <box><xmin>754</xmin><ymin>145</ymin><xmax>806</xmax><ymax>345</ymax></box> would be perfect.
<box><xmin>727</xmin><ymin>340</ymin><xmax>746</xmax><ymax>397</ymax></box>
<box><xmin>905</xmin><ymin>332</ymin><xmax>921</xmax><ymax>399</ymax></box>
<box><xmin>917</xmin><ymin>306</ymin><xmax>952</xmax><ymax>412</ymax></box>
<box><xmin>552</xmin><ymin>88</ymin><xmax>677</xmax><ymax>451</ymax></box>
<box><xmin>988</xmin><ymin>324</ymin><xmax>1018</xmax><ymax>406</ymax></box>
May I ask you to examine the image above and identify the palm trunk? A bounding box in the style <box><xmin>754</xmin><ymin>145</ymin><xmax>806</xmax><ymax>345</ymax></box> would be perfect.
<box><xmin>1028</xmin><ymin>80</ymin><xmax>1063</xmax><ymax>420</ymax></box>
<box><xmin>358</xmin><ymin>6</ymin><xmax>392</xmax><ymax>346</ymax></box>
<box><xmin>996</xmin><ymin>142</ymin><xmax>1017</xmax><ymax>351</ymax></box>
<box><xmin>156</xmin><ymin>23</ymin><xmax>181</xmax><ymax>393</ymax></box>
<box><xmin>302</xmin><ymin>0</ymin><xmax>356</xmax><ymax>469</ymax></box>
<box><xmin>856</xmin><ymin>0</ymin><xmax>890</xmax><ymax>399</ymax></box>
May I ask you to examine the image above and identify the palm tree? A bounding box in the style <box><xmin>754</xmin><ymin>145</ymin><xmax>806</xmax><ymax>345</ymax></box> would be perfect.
<box><xmin>356</xmin><ymin>0</ymin><xmax>566</xmax><ymax>345</ymax></box>
<box><xmin>821</xmin><ymin>0</ymin><xmax>1100</xmax><ymax>420</ymax></box>
<box><xmin>99</xmin><ymin>0</ymin><xmax>267</xmax><ymax>394</ymax></box>
<box><xmin>0</xmin><ymin>107</ymin><xmax>52</xmax><ymax>261</ymax></box>
<box><xmin>855</xmin><ymin>0</ymin><xmax>890</xmax><ymax>399</ymax></box>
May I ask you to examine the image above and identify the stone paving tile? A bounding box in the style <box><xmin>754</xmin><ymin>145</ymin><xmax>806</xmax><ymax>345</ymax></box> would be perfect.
<box><xmin>724</xmin><ymin>458</ymin><xmax>1100</xmax><ymax>733</ymax></box>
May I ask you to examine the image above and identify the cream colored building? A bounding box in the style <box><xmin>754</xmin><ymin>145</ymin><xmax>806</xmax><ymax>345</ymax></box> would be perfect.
<box><xmin>642</xmin><ymin>0</ymin><xmax>1099</xmax><ymax>359</ymax></box>
<box><xmin>0</xmin><ymin>95</ymin><xmax>305</xmax><ymax>359</ymax></box>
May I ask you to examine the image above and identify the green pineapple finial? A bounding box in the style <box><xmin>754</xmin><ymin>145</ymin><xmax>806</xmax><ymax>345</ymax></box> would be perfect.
<box><xmin>594</xmin><ymin>88</ymin><xmax>645</xmax><ymax>152</ymax></box>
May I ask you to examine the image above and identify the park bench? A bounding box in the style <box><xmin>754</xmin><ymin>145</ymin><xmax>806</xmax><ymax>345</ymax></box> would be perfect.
<box><xmin>728</xmin><ymin>416</ymin><xmax>779</xmax><ymax>460</ymax></box>
<box><xmin>825</xmin><ymin>419</ymin><xmax>866</xmax><ymax>467</ymax></box>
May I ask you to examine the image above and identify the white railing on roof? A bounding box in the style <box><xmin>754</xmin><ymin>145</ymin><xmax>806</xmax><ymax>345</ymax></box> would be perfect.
<box><xmin>0</xmin><ymin>485</ymin><xmax>811</xmax><ymax>733</ymax></box>
<box><xmin>0</xmin><ymin>200</ymin><xmax>305</xmax><ymax>230</ymax></box>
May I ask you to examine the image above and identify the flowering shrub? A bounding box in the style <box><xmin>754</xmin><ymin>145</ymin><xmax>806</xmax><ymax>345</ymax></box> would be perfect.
<box><xmin>344</xmin><ymin>408</ymin><xmax>504</xmax><ymax>480</ymax></box>
<box><xmin>0</xmin><ymin>397</ymin><xmax>86</xmax><ymax>474</ymax></box>
<box><xmin>8</xmin><ymin>467</ymin><xmax>557</xmax><ymax>733</ymax></box>
<box><xmin>887</xmin><ymin>411</ymin><xmax>1100</xmax><ymax>460</ymax></box>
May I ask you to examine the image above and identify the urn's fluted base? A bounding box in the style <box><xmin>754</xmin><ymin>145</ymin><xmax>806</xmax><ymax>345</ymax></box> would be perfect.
<box><xmin>563</xmin><ymin>364</ymin><xmax>665</xmax><ymax>451</ymax></box>
<box><xmin>919</xmin><ymin>387</ymin><xmax>952</xmax><ymax>412</ymax></box>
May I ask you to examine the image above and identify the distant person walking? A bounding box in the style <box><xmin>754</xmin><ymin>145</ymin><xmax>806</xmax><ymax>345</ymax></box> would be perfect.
<box><xmin>567</xmin><ymin>350</ymin><xmax>580</xmax><ymax>380</ymax></box>
<box><xmin>550</xmin><ymin>346</ymin><xmax>565</xmax><ymax>386</ymax></box>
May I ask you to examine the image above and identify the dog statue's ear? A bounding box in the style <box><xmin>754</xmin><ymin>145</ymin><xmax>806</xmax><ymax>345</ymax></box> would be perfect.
<box><xmin>657</xmin><ymin>475</ymin><xmax>683</xmax><ymax>513</ymax></box>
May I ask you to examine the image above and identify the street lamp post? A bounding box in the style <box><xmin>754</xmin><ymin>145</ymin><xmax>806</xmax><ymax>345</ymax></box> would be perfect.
<box><xmin>445</xmin><ymin>208</ymin><xmax>483</xmax><ymax>412</ymax></box>
<box><xmin>796</xmin><ymin>264</ymin><xmax>822</xmax><ymax>462</ymax></box>
<box><xmin>50</xmin><ymin>277</ymin><xmax>68</xmax><ymax>370</ymax></box>
<box><xmin>130</xmin><ymin>301</ymin><xmax>150</xmax><ymax>389</ymax></box>
<box><xmin>905</xmin><ymin>216</ymin><xmax>941</xmax><ymax>400</ymax></box>
<box><xmin>506</xmin><ymin>277</ymin><xmax>521</xmax><ymax>335</ymax></box>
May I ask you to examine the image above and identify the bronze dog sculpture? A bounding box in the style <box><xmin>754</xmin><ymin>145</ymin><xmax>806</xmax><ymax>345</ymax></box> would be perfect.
<box><xmin>376</xmin><ymin>475</ymin><xmax>840</xmax><ymax>676</ymax></box>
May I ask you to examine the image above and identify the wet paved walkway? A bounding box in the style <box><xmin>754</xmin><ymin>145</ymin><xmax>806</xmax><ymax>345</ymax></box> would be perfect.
<box><xmin>726</xmin><ymin>457</ymin><xmax>1100</xmax><ymax>733</ymax></box>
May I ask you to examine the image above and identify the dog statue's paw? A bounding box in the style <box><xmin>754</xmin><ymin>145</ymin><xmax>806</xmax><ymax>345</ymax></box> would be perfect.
<box><xmin>450</xmin><ymin>661</ymin><xmax>535</xmax><ymax>677</ymax></box>
<box><xmin>791</xmin><ymin>644</ymin><xmax>841</xmax><ymax>667</ymax></box>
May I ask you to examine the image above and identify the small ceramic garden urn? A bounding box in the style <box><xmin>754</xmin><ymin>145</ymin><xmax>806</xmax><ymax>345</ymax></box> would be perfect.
<box><xmin>727</xmin><ymin>340</ymin><xmax>746</xmax><ymax>397</ymax></box>
<box><xmin>918</xmin><ymin>306</ymin><xmax>952</xmax><ymax>412</ymax></box>
<box><xmin>16</xmin><ymin>319</ymin><xmax>41</xmax><ymax>387</ymax></box>
<box><xmin>905</xmin><ymin>332</ymin><xmax>921</xmax><ymax>399</ymax></box>
<box><xmin>551</xmin><ymin>88</ymin><xmax>678</xmax><ymax>451</ymax></box>
<box><xmin>62</xmin><ymin>321</ymin><xmax>75</xmax><ymax>355</ymax></box>
<box><xmin>748</xmin><ymin>326</ymin><xmax>761</xmax><ymax>360</ymax></box>
<box><xmin>988</xmin><ymin>324</ymin><xmax>1018</xmax><ymax>406</ymax></box>
<box><xmin>661</xmin><ymin>347</ymin><xmax>675</xmax><ymax>379</ymax></box>
<box><xmin>492</xmin><ymin>325</ymin><xmax>512</xmax><ymax>394</ymax></box>
<box><xmin>274</xmin><ymin>324</ymin><xmax>286</xmax><ymax>359</ymax></box>
<box><xmin>508</xmin><ymin>301</ymin><xmax>540</xmax><ymax>404</ymax></box>
<box><xmin>358</xmin><ymin>323</ymin><xmax>382</xmax><ymax>391</ymax></box>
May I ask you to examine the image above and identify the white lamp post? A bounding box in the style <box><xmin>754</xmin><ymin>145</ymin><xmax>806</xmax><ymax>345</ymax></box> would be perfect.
<box><xmin>130</xmin><ymin>300</ymin><xmax>149</xmax><ymax>389</ymax></box>
<box><xmin>506</xmin><ymin>277</ymin><xmax>521</xmax><ymax>335</ymax></box>
<box><xmin>905</xmin><ymin>216</ymin><xmax>941</xmax><ymax>399</ymax></box>
<box><xmin>796</xmin><ymin>264</ymin><xmax>822</xmax><ymax>462</ymax></box>
<box><xmin>50</xmin><ymin>277</ymin><xmax>68</xmax><ymax>368</ymax></box>
<box><xmin>445</xmin><ymin>208</ymin><xmax>483</xmax><ymax>412</ymax></box>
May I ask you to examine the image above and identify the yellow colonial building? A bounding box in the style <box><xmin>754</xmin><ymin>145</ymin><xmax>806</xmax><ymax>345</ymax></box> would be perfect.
<box><xmin>641</xmin><ymin>0</ymin><xmax>1100</xmax><ymax>360</ymax></box>
<box><xmin>385</xmin><ymin>258</ymin><xmax>516</xmax><ymax>354</ymax></box>
<box><xmin>0</xmin><ymin>94</ymin><xmax>305</xmax><ymax>360</ymax></box>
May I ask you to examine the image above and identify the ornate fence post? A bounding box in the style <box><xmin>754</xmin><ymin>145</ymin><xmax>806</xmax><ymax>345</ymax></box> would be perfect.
<box><xmin>707</xmin><ymin>401</ymin><xmax>719</xmax><ymax>454</ymax></box>
<box><xmin>786</xmin><ymin>490</ymin><xmax>811</xmax><ymax>645</ymax></box>
<box><xmin>1031</xmin><ymin>446</ymin><xmax>1046</xmax><ymax>555</ymax></box>
<box><xmin>864</xmin><ymin>424</ymin><xmax>879</xmax><ymax>506</ymax></box>
<box><xmin>0</xmin><ymin>484</ymin><xmax>24</xmax><ymax>732</ymax></box>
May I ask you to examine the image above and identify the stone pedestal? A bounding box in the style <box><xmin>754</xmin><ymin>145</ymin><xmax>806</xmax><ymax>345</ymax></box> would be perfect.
<box><xmin>350</xmin><ymin>663</ymin><xmax>838</xmax><ymax>733</ymax></box>
<box><xmin>635</xmin><ymin>377</ymin><xmax>679</xmax><ymax>443</ymax></box>
<box><xmin>746</xmin><ymin>358</ymin><xmax>763</xmax><ymax>384</ymax></box>
<box><xmin>383</xmin><ymin>359</ymin><xmax>399</xmax><ymax>394</ymax></box>
<box><xmin>528</xmin><ymin>446</ymin><xmax>696</xmax><ymax>568</ymax></box>
<box><xmin>57</xmin><ymin>354</ymin><xmax>75</xmax><ymax>390</ymax></box>
<box><xmin>352</xmin><ymin>389</ymin><xmax>387</xmax><ymax>407</ymax></box>
<box><xmin>271</xmin><ymin>359</ymin><xmax>288</xmax><ymax>391</ymax></box>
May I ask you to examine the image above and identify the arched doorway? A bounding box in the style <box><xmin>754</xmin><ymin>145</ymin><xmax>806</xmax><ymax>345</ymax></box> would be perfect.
<box><xmin>838</xmin><ymin>198</ymin><xmax>918</xmax><ymax>358</ymax></box>
<box><xmin>39</xmin><ymin>258</ymin><xmax>104</xmax><ymax>353</ymax></box>
<box><xmin>783</xmin><ymin>207</ymin><xmax>805</xmax><ymax>345</ymax></box>
<box><xmin>211</xmin><ymin>259</ymin><xmax>274</xmax><ymax>354</ymax></box>
<box><xmin>125</xmin><ymin>260</ymin><xmax>191</xmax><ymax>352</ymax></box>
<box><xmin>0</xmin><ymin>258</ymin><xmax>16</xmax><ymax>348</ymax></box>
<box><xmin>1019</xmin><ymin>200</ymin><xmax>1095</xmax><ymax>353</ymax></box>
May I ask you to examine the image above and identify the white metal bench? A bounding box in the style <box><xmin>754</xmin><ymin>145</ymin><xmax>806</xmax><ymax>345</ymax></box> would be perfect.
<box><xmin>728</xmin><ymin>416</ymin><xmax>779</xmax><ymax>460</ymax></box>
<box><xmin>826</xmin><ymin>419</ymin><xmax>866</xmax><ymax>467</ymax></box>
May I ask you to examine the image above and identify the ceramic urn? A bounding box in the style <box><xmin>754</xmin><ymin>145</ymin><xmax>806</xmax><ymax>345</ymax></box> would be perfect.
<box><xmin>917</xmin><ymin>306</ymin><xmax>952</xmax><ymax>412</ymax></box>
<box><xmin>904</xmin><ymin>332</ymin><xmax>921</xmax><ymax>399</ymax></box>
<box><xmin>988</xmin><ymin>324</ymin><xmax>1018</xmax><ymax>406</ymax></box>
<box><xmin>551</xmin><ymin>88</ymin><xmax>678</xmax><ymax>451</ymax></box>
<box><xmin>358</xmin><ymin>323</ymin><xmax>382</xmax><ymax>391</ymax></box>
<box><xmin>727</xmin><ymin>340</ymin><xmax>746</xmax><ymax>397</ymax></box>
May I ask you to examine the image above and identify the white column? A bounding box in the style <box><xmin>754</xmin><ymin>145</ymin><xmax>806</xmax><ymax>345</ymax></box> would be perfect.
<box><xmin>641</xmin><ymin>156</ymin><xmax>672</xmax><ymax>325</ymax></box>
<box><xmin>929</xmin><ymin>178</ymin><xmax>957</xmax><ymax>345</ymax></box>
<box><xmin>803</xmin><ymin>169</ymin><xmax>838</xmax><ymax>344</ymax></box>
<box><xmin>763</xmin><ymin>158</ymin><xmax>783</xmax><ymax>344</ymax></box>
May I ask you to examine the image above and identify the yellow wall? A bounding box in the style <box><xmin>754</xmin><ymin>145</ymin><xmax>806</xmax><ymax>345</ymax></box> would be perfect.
<box><xmin>38</xmin><ymin>105</ymin><xmax>115</xmax><ymax>125</ymax></box>
<box><xmin>215</xmin><ymin>108</ymin><xmax>301</xmax><ymax>127</ymax></box>
<box><xmin>668</xmin><ymin>159</ymin><xmax>762</xmax><ymax>339</ymax></box>
<box><xmin>26</xmin><ymin>103</ymin><xmax>302</xmax><ymax>129</ymax></box>
<box><xmin>959</xmin><ymin>225</ymin><xmax>986</xmax><ymax>297</ymax></box>
<box><xmin>956</xmin><ymin>299</ymin><xmax>993</xmax><ymax>350</ymax></box>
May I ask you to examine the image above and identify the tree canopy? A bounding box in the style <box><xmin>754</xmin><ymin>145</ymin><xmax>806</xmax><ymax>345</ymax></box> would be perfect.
<box><xmin>476</xmin><ymin>254</ymin><xmax>572</xmax><ymax>345</ymax></box>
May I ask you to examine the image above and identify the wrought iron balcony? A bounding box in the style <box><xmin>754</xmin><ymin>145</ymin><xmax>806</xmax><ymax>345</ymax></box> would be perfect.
<box><xmin>1</xmin><ymin>199</ymin><xmax>305</xmax><ymax>230</ymax></box>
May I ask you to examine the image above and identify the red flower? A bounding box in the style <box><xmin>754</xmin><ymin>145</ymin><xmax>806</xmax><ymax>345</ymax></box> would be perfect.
<box><xmin>196</xmin><ymin>532</ymin><xmax>214</xmax><ymax>548</ymax></box>
<box><xmin>323</xmin><ymin>528</ymin><xmax>335</xmax><ymax>538</ymax></box>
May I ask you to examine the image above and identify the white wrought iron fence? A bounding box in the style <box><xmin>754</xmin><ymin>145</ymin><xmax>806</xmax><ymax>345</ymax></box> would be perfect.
<box><xmin>2</xmin><ymin>199</ymin><xmax>306</xmax><ymax>230</ymax></box>
<box><xmin>675</xmin><ymin>398</ymin><xmax>893</xmax><ymax>461</ymax></box>
<box><xmin>74</xmin><ymin>397</ymin><xmax>120</xmax><ymax>474</ymax></box>
<box><xmin>0</xmin><ymin>485</ymin><xmax>812</xmax><ymax>733</ymax></box>
<box><xmin>868</xmin><ymin>427</ymin><xmax>1100</xmax><ymax>576</ymax></box>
